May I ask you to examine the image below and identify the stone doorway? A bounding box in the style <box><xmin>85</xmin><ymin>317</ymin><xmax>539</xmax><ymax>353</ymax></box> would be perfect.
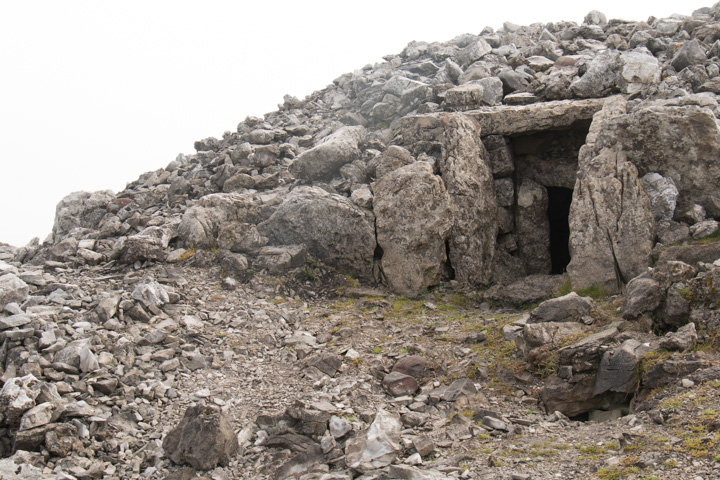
<box><xmin>547</xmin><ymin>187</ymin><xmax>573</xmax><ymax>274</ymax></box>
<box><xmin>506</xmin><ymin>122</ymin><xmax>590</xmax><ymax>276</ymax></box>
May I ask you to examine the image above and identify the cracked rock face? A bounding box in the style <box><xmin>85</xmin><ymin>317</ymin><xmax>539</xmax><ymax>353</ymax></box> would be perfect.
<box><xmin>567</xmin><ymin>147</ymin><xmax>655</xmax><ymax>292</ymax></box>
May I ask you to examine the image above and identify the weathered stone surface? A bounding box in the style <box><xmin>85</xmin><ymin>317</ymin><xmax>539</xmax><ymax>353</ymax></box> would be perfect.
<box><xmin>656</xmin><ymin>242</ymin><xmax>720</xmax><ymax>268</ymax></box>
<box><xmin>641</xmin><ymin>173</ymin><xmax>678</xmax><ymax>223</ymax></box>
<box><xmin>256</xmin><ymin>245</ymin><xmax>307</xmax><ymax>273</ymax></box>
<box><xmin>374</xmin><ymin>162</ymin><xmax>453</xmax><ymax>296</ymax></box>
<box><xmin>466</xmin><ymin>98</ymin><xmax>606</xmax><ymax>136</ymax></box>
<box><xmin>163</xmin><ymin>405</ymin><xmax>239</xmax><ymax>470</ymax></box>
<box><xmin>568</xmin><ymin>148</ymin><xmax>655</xmax><ymax>292</ymax></box>
<box><xmin>529</xmin><ymin>293</ymin><xmax>596</xmax><ymax>323</ymax></box>
<box><xmin>660</xmin><ymin>322</ymin><xmax>698</xmax><ymax>351</ymax></box>
<box><xmin>52</xmin><ymin>190</ymin><xmax>115</xmax><ymax>242</ymax></box>
<box><xmin>0</xmin><ymin>454</ymin><xmax>43</xmax><ymax>479</ymax></box>
<box><xmin>641</xmin><ymin>353</ymin><xmax>711</xmax><ymax>390</ymax></box>
<box><xmin>523</xmin><ymin>322</ymin><xmax>589</xmax><ymax>354</ymax></box>
<box><xmin>439</xmin><ymin>114</ymin><xmax>497</xmax><ymax>286</ymax></box>
<box><xmin>392</xmin><ymin>356</ymin><xmax>430</xmax><ymax>379</ymax></box>
<box><xmin>0</xmin><ymin>274</ymin><xmax>29</xmax><ymax>310</ymax></box>
<box><xmin>622</xmin><ymin>276</ymin><xmax>664</xmax><ymax>319</ymax></box>
<box><xmin>484</xmin><ymin>274</ymin><xmax>562</xmax><ymax>306</ymax></box>
<box><xmin>217</xmin><ymin>222</ymin><xmax>268</xmax><ymax>254</ymax></box>
<box><xmin>178</xmin><ymin>192</ymin><xmax>264</xmax><ymax>249</ymax></box>
<box><xmin>540</xmin><ymin>375</ymin><xmax>629</xmax><ymax>418</ymax></box>
<box><xmin>345</xmin><ymin>410</ymin><xmax>401</xmax><ymax>472</ymax></box>
<box><xmin>259</xmin><ymin>186</ymin><xmax>376</xmax><ymax>278</ymax></box>
<box><xmin>595</xmin><ymin>104</ymin><xmax>720</xmax><ymax>212</ymax></box>
<box><xmin>383</xmin><ymin>371</ymin><xmax>419</xmax><ymax>397</ymax></box>
<box><xmin>375</xmin><ymin>145</ymin><xmax>415</xmax><ymax>180</ymax></box>
<box><xmin>594</xmin><ymin>339</ymin><xmax>653</xmax><ymax>396</ymax></box>
<box><xmin>618</xmin><ymin>49</ymin><xmax>661</xmax><ymax>94</ymax></box>
<box><xmin>671</xmin><ymin>39</ymin><xmax>707</xmax><ymax>71</ymax></box>
<box><xmin>0</xmin><ymin>374</ymin><xmax>41</xmax><ymax>427</ymax></box>
<box><xmin>516</xmin><ymin>179</ymin><xmax>551</xmax><ymax>275</ymax></box>
<box><xmin>117</xmin><ymin>225</ymin><xmax>174</xmax><ymax>264</ymax></box>
<box><xmin>557</xmin><ymin>327</ymin><xmax>619</xmax><ymax>373</ymax></box>
<box><xmin>444</xmin><ymin>77</ymin><xmax>503</xmax><ymax>108</ymax></box>
<box><xmin>289</xmin><ymin>126</ymin><xmax>366</xmax><ymax>182</ymax></box>
<box><xmin>570</xmin><ymin>50</ymin><xmax>621</xmax><ymax>98</ymax></box>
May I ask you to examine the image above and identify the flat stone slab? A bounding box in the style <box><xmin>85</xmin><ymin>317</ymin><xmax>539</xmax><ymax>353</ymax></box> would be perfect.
<box><xmin>401</xmin><ymin>98</ymin><xmax>607</xmax><ymax>138</ymax></box>
<box><xmin>467</xmin><ymin>98</ymin><xmax>607</xmax><ymax>135</ymax></box>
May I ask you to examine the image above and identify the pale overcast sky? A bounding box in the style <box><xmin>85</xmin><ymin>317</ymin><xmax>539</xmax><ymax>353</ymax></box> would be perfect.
<box><xmin>0</xmin><ymin>0</ymin><xmax>710</xmax><ymax>247</ymax></box>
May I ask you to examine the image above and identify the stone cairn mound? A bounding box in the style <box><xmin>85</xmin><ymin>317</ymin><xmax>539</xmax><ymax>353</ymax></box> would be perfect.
<box><xmin>2</xmin><ymin>3</ymin><xmax>720</xmax><ymax>480</ymax></box>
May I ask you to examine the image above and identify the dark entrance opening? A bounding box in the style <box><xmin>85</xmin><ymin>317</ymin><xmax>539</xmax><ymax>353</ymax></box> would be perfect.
<box><xmin>547</xmin><ymin>187</ymin><xmax>573</xmax><ymax>274</ymax></box>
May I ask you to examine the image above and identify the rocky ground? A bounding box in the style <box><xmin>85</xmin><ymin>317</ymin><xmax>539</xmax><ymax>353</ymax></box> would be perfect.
<box><xmin>2</xmin><ymin>238</ymin><xmax>720</xmax><ymax>480</ymax></box>
<box><xmin>4</xmin><ymin>2</ymin><xmax>720</xmax><ymax>479</ymax></box>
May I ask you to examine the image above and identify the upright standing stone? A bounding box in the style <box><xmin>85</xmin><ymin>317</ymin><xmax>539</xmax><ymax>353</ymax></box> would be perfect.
<box><xmin>439</xmin><ymin>114</ymin><xmax>498</xmax><ymax>286</ymax></box>
<box><xmin>567</xmin><ymin>148</ymin><xmax>655</xmax><ymax>291</ymax></box>
<box><xmin>374</xmin><ymin>162</ymin><xmax>454</xmax><ymax>296</ymax></box>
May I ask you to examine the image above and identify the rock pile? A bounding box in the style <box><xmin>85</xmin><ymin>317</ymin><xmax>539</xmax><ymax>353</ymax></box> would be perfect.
<box><xmin>2</xmin><ymin>2</ymin><xmax>720</xmax><ymax>479</ymax></box>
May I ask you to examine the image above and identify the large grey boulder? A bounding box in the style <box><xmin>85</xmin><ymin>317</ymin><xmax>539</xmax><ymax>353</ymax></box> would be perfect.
<box><xmin>595</xmin><ymin>103</ymin><xmax>720</xmax><ymax>212</ymax></box>
<box><xmin>289</xmin><ymin>126</ymin><xmax>366</xmax><ymax>182</ymax></box>
<box><xmin>374</xmin><ymin>162</ymin><xmax>453</xmax><ymax>296</ymax></box>
<box><xmin>52</xmin><ymin>190</ymin><xmax>115</xmax><ymax>242</ymax></box>
<box><xmin>115</xmin><ymin>225</ymin><xmax>175</xmax><ymax>264</ymax></box>
<box><xmin>163</xmin><ymin>405</ymin><xmax>239</xmax><ymax>470</ymax></box>
<box><xmin>259</xmin><ymin>187</ymin><xmax>376</xmax><ymax>279</ymax></box>
<box><xmin>529</xmin><ymin>292</ymin><xmax>596</xmax><ymax>323</ymax></box>
<box><xmin>0</xmin><ymin>273</ymin><xmax>29</xmax><ymax>310</ymax></box>
<box><xmin>345</xmin><ymin>410</ymin><xmax>401</xmax><ymax>472</ymax></box>
<box><xmin>570</xmin><ymin>50</ymin><xmax>621</xmax><ymax>98</ymax></box>
<box><xmin>594</xmin><ymin>339</ymin><xmax>654</xmax><ymax>396</ymax></box>
<box><xmin>567</xmin><ymin>148</ymin><xmax>655</xmax><ymax>292</ymax></box>
<box><xmin>621</xmin><ymin>276</ymin><xmax>664</xmax><ymax>319</ymax></box>
<box><xmin>0</xmin><ymin>374</ymin><xmax>41</xmax><ymax>427</ymax></box>
<box><xmin>439</xmin><ymin>114</ymin><xmax>497</xmax><ymax>286</ymax></box>
<box><xmin>617</xmin><ymin>49</ymin><xmax>661</xmax><ymax>95</ymax></box>
<box><xmin>178</xmin><ymin>192</ymin><xmax>265</xmax><ymax>249</ymax></box>
<box><xmin>671</xmin><ymin>39</ymin><xmax>707</xmax><ymax>72</ymax></box>
<box><xmin>444</xmin><ymin>78</ymin><xmax>503</xmax><ymax>108</ymax></box>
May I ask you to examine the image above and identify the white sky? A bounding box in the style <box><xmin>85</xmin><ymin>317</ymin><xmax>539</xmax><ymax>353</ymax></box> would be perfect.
<box><xmin>0</xmin><ymin>0</ymin><xmax>710</xmax><ymax>247</ymax></box>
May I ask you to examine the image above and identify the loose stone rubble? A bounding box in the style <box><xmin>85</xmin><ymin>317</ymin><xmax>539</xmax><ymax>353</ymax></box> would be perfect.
<box><xmin>3</xmin><ymin>2</ymin><xmax>720</xmax><ymax>479</ymax></box>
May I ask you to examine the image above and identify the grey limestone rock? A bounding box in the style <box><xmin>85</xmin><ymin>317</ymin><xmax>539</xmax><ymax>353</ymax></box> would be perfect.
<box><xmin>374</xmin><ymin>162</ymin><xmax>453</xmax><ymax>296</ymax></box>
<box><xmin>567</xmin><ymin>148</ymin><xmax>655</xmax><ymax>292</ymax></box>
<box><xmin>52</xmin><ymin>190</ymin><xmax>115</xmax><ymax>242</ymax></box>
<box><xmin>444</xmin><ymin>77</ymin><xmax>503</xmax><ymax>108</ymax></box>
<box><xmin>345</xmin><ymin>410</ymin><xmax>401</xmax><ymax>472</ymax></box>
<box><xmin>289</xmin><ymin>126</ymin><xmax>366</xmax><ymax>182</ymax></box>
<box><xmin>594</xmin><ymin>339</ymin><xmax>654</xmax><ymax>396</ymax></box>
<box><xmin>0</xmin><ymin>273</ymin><xmax>29</xmax><ymax>310</ymax></box>
<box><xmin>641</xmin><ymin>173</ymin><xmax>679</xmax><ymax>223</ymax></box>
<box><xmin>163</xmin><ymin>405</ymin><xmax>239</xmax><ymax>470</ymax></box>
<box><xmin>439</xmin><ymin>114</ymin><xmax>497</xmax><ymax>286</ymax></box>
<box><xmin>259</xmin><ymin>186</ymin><xmax>376</xmax><ymax>279</ymax></box>
<box><xmin>671</xmin><ymin>39</ymin><xmax>707</xmax><ymax>72</ymax></box>
<box><xmin>660</xmin><ymin>322</ymin><xmax>698</xmax><ymax>351</ymax></box>
<box><xmin>529</xmin><ymin>292</ymin><xmax>596</xmax><ymax>323</ymax></box>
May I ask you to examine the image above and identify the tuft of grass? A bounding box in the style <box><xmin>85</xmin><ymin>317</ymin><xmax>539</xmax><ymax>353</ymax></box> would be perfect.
<box><xmin>303</xmin><ymin>269</ymin><xmax>317</xmax><ymax>281</ymax></box>
<box><xmin>178</xmin><ymin>246</ymin><xmax>196</xmax><ymax>262</ymax></box>
<box><xmin>575</xmin><ymin>284</ymin><xmax>613</xmax><ymax>299</ymax></box>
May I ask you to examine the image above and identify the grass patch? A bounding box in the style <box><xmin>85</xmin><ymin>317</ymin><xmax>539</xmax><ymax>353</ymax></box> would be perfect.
<box><xmin>177</xmin><ymin>246</ymin><xmax>196</xmax><ymax>262</ymax></box>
